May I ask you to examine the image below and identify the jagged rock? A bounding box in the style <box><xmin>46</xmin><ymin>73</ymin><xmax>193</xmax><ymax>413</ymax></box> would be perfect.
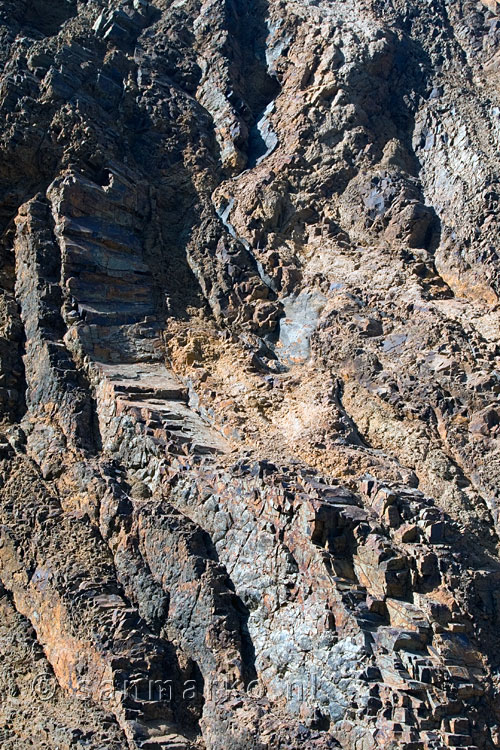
<box><xmin>0</xmin><ymin>0</ymin><xmax>499</xmax><ymax>748</ymax></box>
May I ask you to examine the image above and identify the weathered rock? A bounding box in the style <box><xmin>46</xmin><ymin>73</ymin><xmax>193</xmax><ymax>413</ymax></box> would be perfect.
<box><xmin>0</xmin><ymin>0</ymin><xmax>500</xmax><ymax>748</ymax></box>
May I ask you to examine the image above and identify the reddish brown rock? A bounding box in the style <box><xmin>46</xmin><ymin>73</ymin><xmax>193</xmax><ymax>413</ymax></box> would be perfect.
<box><xmin>0</xmin><ymin>0</ymin><xmax>500</xmax><ymax>748</ymax></box>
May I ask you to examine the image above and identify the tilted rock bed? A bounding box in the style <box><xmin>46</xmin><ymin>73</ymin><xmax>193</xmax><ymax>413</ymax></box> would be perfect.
<box><xmin>0</xmin><ymin>0</ymin><xmax>500</xmax><ymax>748</ymax></box>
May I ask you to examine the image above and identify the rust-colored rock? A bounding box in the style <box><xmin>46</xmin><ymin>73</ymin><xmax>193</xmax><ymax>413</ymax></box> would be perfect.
<box><xmin>0</xmin><ymin>0</ymin><xmax>500</xmax><ymax>748</ymax></box>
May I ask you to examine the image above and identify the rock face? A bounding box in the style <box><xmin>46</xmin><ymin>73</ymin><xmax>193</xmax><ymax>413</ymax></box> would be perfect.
<box><xmin>0</xmin><ymin>0</ymin><xmax>500</xmax><ymax>748</ymax></box>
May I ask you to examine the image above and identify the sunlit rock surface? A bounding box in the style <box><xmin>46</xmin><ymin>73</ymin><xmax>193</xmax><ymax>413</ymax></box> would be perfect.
<box><xmin>0</xmin><ymin>0</ymin><xmax>500</xmax><ymax>748</ymax></box>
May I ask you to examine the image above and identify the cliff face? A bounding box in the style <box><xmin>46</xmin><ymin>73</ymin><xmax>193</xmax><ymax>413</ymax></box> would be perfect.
<box><xmin>1</xmin><ymin>0</ymin><xmax>500</xmax><ymax>748</ymax></box>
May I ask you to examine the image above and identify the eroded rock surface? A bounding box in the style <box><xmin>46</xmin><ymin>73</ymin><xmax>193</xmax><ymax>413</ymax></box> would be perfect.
<box><xmin>0</xmin><ymin>0</ymin><xmax>500</xmax><ymax>748</ymax></box>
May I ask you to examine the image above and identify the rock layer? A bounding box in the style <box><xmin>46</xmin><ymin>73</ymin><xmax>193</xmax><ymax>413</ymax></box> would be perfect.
<box><xmin>0</xmin><ymin>0</ymin><xmax>500</xmax><ymax>748</ymax></box>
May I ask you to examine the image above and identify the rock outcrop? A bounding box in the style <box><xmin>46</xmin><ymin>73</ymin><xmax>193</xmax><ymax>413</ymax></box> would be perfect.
<box><xmin>0</xmin><ymin>0</ymin><xmax>500</xmax><ymax>748</ymax></box>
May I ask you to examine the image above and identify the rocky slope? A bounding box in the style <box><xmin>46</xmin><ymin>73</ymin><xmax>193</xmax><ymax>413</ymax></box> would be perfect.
<box><xmin>0</xmin><ymin>0</ymin><xmax>500</xmax><ymax>747</ymax></box>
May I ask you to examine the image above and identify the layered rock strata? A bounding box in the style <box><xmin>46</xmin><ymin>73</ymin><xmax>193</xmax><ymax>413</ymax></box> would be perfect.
<box><xmin>0</xmin><ymin>0</ymin><xmax>500</xmax><ymax>748</ymax></box>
